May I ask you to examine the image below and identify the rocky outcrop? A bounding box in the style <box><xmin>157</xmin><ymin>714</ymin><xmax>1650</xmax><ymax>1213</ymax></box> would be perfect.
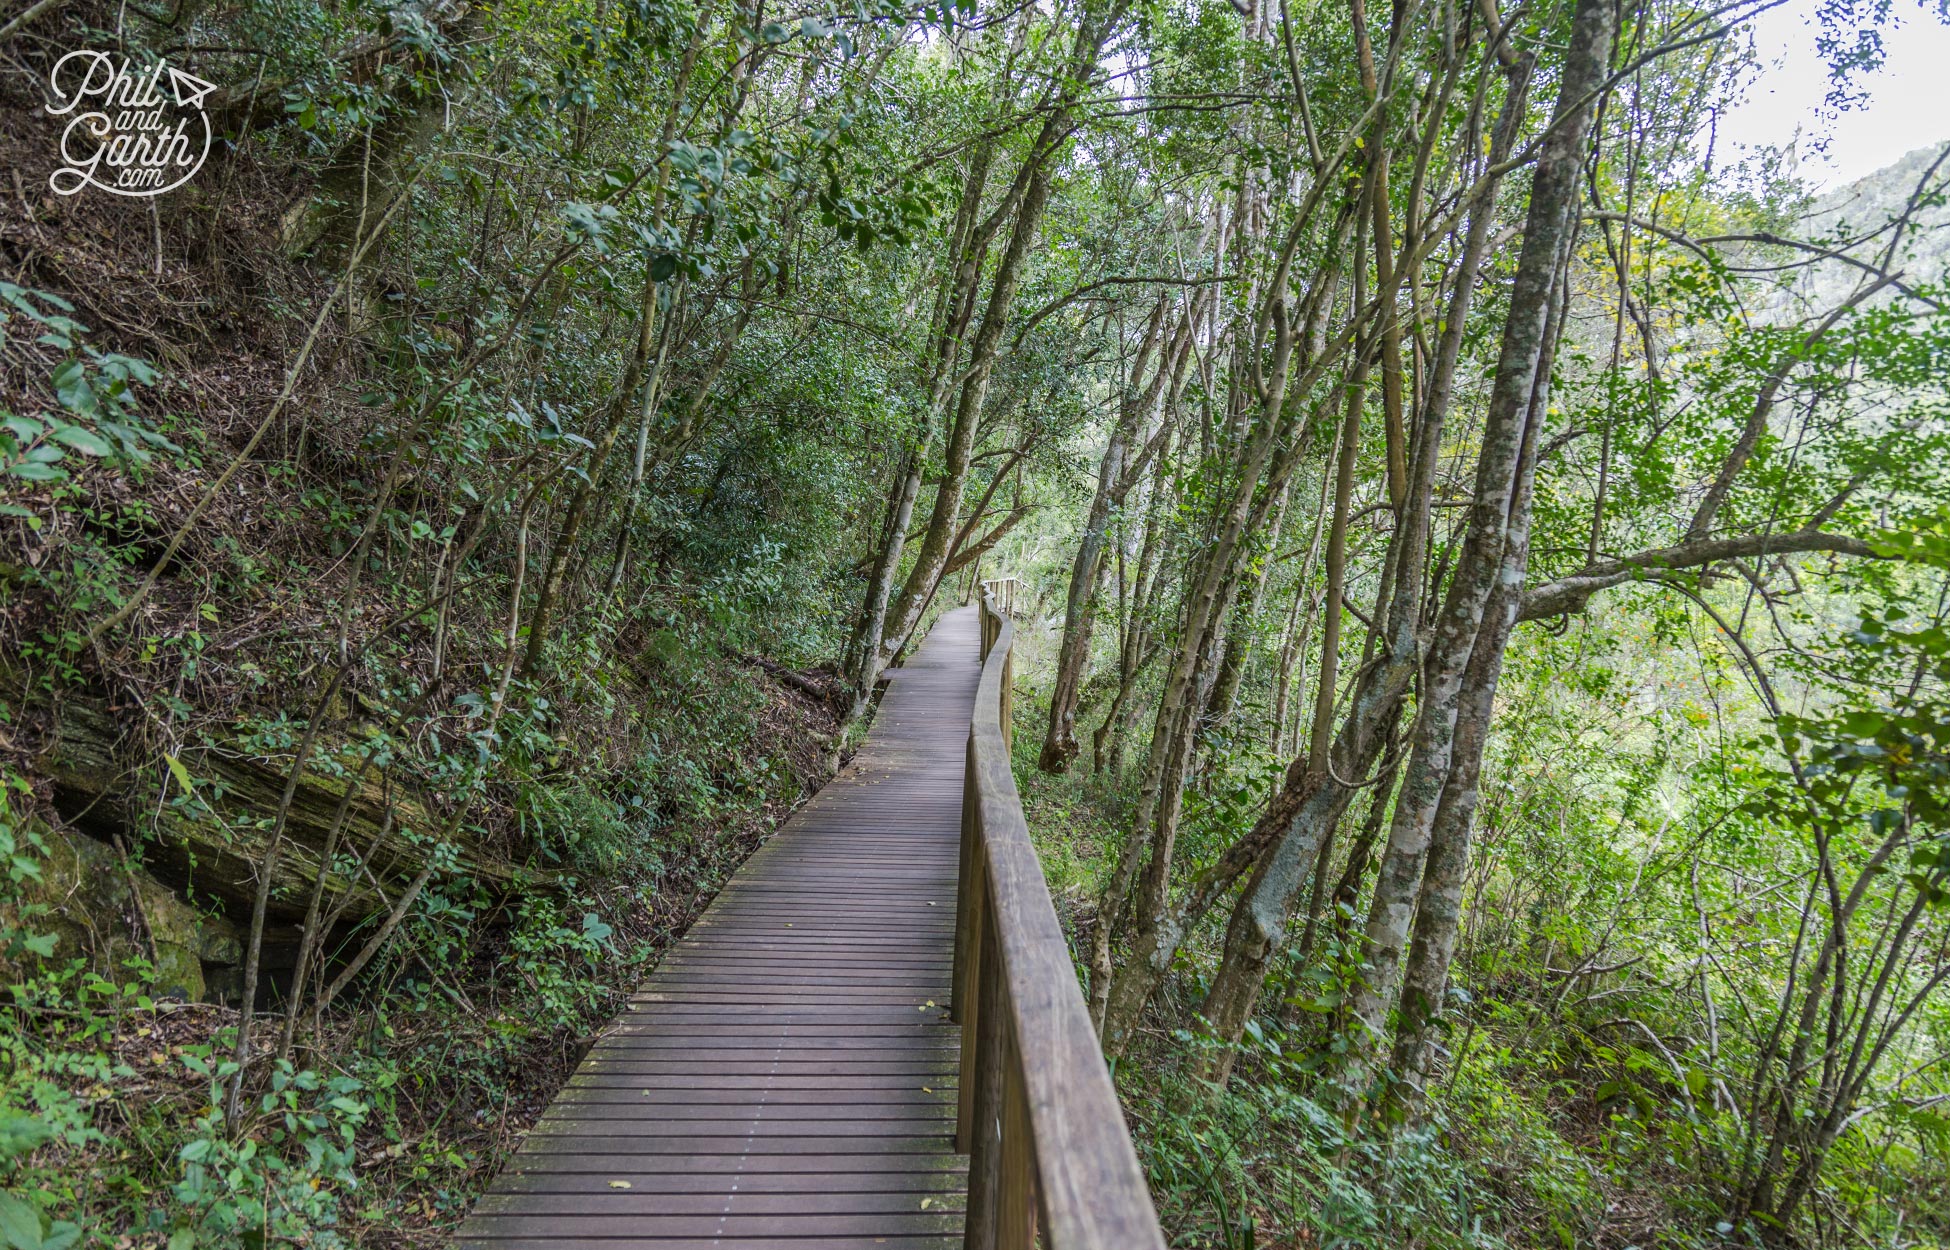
<box><xmin>35</xmin><ymin>688</ymin><xmax>526</xmax><ymax>931</ymax></box>
<box><xmin>17</xmin><ymin>822</ymin><xmax>242</xmax><ymax>1002</ymax></box>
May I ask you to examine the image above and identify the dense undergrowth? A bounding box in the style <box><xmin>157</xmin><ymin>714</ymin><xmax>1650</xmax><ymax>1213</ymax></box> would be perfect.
<box><xmin>1025</xmin><ymin>748</ymin><xmax>1642</xmax><ymax>1250</ymax></box>
<box><xmin>0</xmin><ymin>0</ymin><xmax>871</xmax><ymax>1238</ymax></box>
<box><xmin>1012</xmin><ymin>576</ymin><xmax>1950</xmax><ymax>1249</ymax></box>
<box><xmin>1</xmin><ymin>722</ymin><xmax>820</xmax><ymax>1248</ymax></box>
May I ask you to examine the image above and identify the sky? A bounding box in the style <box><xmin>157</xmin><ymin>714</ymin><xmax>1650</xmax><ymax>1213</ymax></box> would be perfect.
<box><xmin>1713</xmin><ymin>0</ymin><xmax>1950</xmax><ymax>187</ymax></box>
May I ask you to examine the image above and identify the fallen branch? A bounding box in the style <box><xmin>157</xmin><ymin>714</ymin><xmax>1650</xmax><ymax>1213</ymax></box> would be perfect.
<box><xmin>737</xmin><ymin>653</ymin><xmax>850</xmax><ymax>710</ymax></box>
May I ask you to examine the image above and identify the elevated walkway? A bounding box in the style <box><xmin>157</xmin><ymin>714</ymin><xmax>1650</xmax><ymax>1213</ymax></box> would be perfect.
<box><xmin>458</xmin><ymin>595</ymin><xmax>1163</xmax><ymax>1250</ymax></box>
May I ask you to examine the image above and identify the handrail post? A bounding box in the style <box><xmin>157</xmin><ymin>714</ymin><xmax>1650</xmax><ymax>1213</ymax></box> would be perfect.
<box><xmin>999</xmin><ymin>1041</ymin><xmax>1037</xmax><ymax>1250</ymax></box>
<box><xmin>963</xmin><ymin>908</ymin><xmax>1006</xmax><ymax>1250</ymax></box>
<box><xmin>953</xmin><ymin>732</ymin><xmax>978</xmax><ymax>1021</ymax></box>
<box><xmin>1000</xmin><ymin>643</ymin><xmax>1013</xmax><ymax>755</ymax></box>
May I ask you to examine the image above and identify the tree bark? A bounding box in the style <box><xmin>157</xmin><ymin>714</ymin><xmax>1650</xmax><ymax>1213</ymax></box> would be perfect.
<box><xmin>1203</xmin><ymin>478</ymin><xmax>1292</xmax><ymax>729</ymax></box>
<box><xmin>1091</xmin><ymin>192</ymin><xmax>1365</xmax><ymax>1046</ymax></box>
<box><xmin>878</xmin><ymin>3</ymin><xmax>1124</xmax><ymax>668</ymax></box>
<box><xmin>1387</xmin><ymin>282</ymin><xmax>1552</xmax><ymax>1099</ymax></box>
<box><xmin>1133</xmin><ymin>25</ymin><xmax>1541</xmax><ymax>1080</ymax></box>
<box><xmin>1094</xmin><ymin>448</ymin><xmax>1174</xmax><ymax>774</ymax></box>
<box><xmin>1090</xmin><ymin>293</ymin><xmax>1310</xmax><ymax>1045</ymax></box>
<box><xmin>843</xmin><ymin>138</ymin><xmax>1002</xmax><ymax>722</ymax></box>
<box><xmin>1336</xmin><ymin>0</ymin><xmax>1612</xmax><ymax>1098</ymax></box>
<box><xmin>1042</xmin><ymin>297</ymin><xmax>1196</xmax><ymax>770</ymax></box>
<box><xmin>1040</xmin><ymin>300</ymin><xmax>1168</xmax><ymax>770</ymax></box>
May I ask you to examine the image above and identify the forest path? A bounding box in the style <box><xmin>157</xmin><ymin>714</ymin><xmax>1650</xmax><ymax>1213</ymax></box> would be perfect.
<box><xmin>455</xmin><ymin>607</ymin><xmax>979</xmax><ymax>1249</ymax></box>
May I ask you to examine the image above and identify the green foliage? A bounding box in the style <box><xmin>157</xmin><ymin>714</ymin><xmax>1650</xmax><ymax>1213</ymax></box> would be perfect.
<box><xmin>1128</xmin><ymin>1056</ymin><xmax>1522</xmax><ymax>1250</ymax></box>
<box><xmin>4</xmin><ymin>0</ymin><xmax>1948</xmax><ymax>1240</ymax></box>
<box><xmin>171</xmin><ymin>1060</ymin><xmax>369</xmax><ymax>1247</ymax></box>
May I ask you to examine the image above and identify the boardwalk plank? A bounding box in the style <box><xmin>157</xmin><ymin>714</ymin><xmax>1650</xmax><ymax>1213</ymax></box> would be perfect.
<box><xmin>456</xmin><ymin>608</ymin><xmax>981</xmax><ymax>1249</ymax></box>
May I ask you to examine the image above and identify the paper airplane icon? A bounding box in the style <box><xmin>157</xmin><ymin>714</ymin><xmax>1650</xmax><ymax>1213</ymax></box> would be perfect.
<box><xmin>165</xmin><ymin>65</ymin><xmax>217</xmax><ymax>110</ymax></box>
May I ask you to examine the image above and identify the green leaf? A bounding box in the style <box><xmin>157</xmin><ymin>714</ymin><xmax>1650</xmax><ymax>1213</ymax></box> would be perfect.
<box><xmin>1841</xmin><ymin>711</ymin><xmax>1886</xmax><ymax>738</ymax></box>
<box><xmin>164</xmin><ymin>753</ymin><xmax>195</xmax><ymax>797</ymax></box>
<box><xmin>47</xmin><ymin>425</ymin><xmax>113</xmax><ymax>457</ymax></box>
<box><xmin>0</xmin><ymin>283</ymin><xmax>74</xmax><ymax>315</ymax></box>
<box><xmin>98</xmin><ymin>354</ymin><xmax>157</xmax><ymax>386</ymax></box>
<box><xmin>50</xmin><ymin>362</ymin><xmax>95</xmax><ymax>417</ymax></box>
<box><xmin>1</xmin><ymin>415</ymin><xmax>41</xmax><ymax>443</ymax></box>
<box><xmin>0</xmin><ymin>1114</ymin><xmax>53</xmax><ymax>1160</ymax></box>
<box><xmin>563</xmin><ymin>202</ymin><xmax>621</xmax><ymax>252</ymax></box>
<box><xmin>100</xmin><ymin>420</ymin><xmax>179</xmax><ymax>454</ymax></box>
<box><xmin>0</xmin><ymin>1191</ymin><xmax>43</xmax><ymax>1250</ymax></box>
<box><xmin>7</xmin><ymin>463</ymin><xmax>67</xmax><ymax>483</ymax></box>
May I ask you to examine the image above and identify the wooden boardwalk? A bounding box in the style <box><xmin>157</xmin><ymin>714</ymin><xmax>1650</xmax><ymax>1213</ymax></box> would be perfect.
<box><xmin>457</xmin><ymin>606</ymin><xmax>982</xmax><ymax>1250</ymax></box>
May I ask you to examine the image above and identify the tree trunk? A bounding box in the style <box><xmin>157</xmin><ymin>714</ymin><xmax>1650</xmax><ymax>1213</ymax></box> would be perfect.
<box><xmin>1090</xmin><ymin>184</ymin><xmax>1365</xmax><ymax>1044</ymax></box>
<box><xmin>1336</xmin><ymin>0</ymin><xmax>1613</xmax><ymax>1098</ymax></box>
<box><xmin>878</xmin><ymin>5</ymin><xmax>1122</xmax><ymax>667</ymax></box>
<box><xmin>1300</xmin><ymin>722</ymin><xmax>1399</xmax><ymax>963</ymax></box>
<box><xmin>1387</xmin><ymin>287</ymin><xmax>1556</xmax><ymax>1095</ymax></box>
<box><xmin>1040</xmin><ymin>299</ymin><xmax>1173</xmax><ymax>771</ymax></box>
<box><xmin>1203</xmin><ymin>479</ymin><xmax>1292</xmax><ymax>729</ymax></box>
<box><xmin>847</xmin><ymin>442</ymin><xmax>929</xmax><ymax>718</ymax></box>
<box><xmin>842</xmin><ymin>135</ymin><xmax>1002</xmax><ymax>723</ymax></box>
<box><xmin>1090</xmin><ymin>296</ymin><xmax>1307</xmax><ymax>1044</ymax></box>
<box><xmin>1122</xmin><ymin>26</ymin><xmax>1542</xmax><ymax>1078</ymax></box>
<box><xmin>1094</xmin><ymin>451</ymin><xmax>1173</xmax><ymax>774</ymax></box>
<box><xmin>1307</xmin><ymin>333</ymin><xmax>1367</xmax><ymax>768</ymax></box>
<box><xmin>521</xmin><ymin>262</ymin><xmax>666</xmax><ymax>675</ymax></box>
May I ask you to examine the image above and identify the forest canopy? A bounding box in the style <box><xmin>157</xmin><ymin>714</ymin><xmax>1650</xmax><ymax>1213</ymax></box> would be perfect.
<box><xmin>0</xmin><ymin>0</ymin><xmax>1947</xmax><ymax>1243</ymax></box>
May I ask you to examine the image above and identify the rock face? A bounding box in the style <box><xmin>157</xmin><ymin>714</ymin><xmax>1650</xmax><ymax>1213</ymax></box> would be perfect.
<box><xmin>15</xmin><ymin>822</ymin><xmax>242</xmax><ymax>1003</ymax></box>
<box><xmin>36</xmin><ymin>687</ymin><xmax>527</xmax><ymax>931</ymax></box>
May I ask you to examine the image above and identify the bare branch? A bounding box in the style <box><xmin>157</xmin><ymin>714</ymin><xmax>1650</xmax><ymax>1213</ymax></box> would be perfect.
<box><xmin>1519</xmin><ymin>530</ymin><xmax>1883</xmax><ymax>621</ymax></box>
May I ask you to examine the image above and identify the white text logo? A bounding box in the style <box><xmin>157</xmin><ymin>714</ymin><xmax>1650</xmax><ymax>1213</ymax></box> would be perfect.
<box><xmin>45</xmin><ymin>51</ymin><xmax>215</xmax><ymax>197</ymax></box>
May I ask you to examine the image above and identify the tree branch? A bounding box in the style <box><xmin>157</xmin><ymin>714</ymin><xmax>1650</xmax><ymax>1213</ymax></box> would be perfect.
<box><xmin>944</xmin><ymin>505</ymin><xmax>1032</xmax><ymax>578</ymax></box>
<box><xmin>1519</xmin><ymin>530</ymin><xmax>1882</xmax><ymax>621</ymax></box>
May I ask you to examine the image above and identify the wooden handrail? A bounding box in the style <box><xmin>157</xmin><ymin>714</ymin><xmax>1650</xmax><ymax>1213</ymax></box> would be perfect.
<box><xmin>952</xmin><ymin>591</ymin><xmax>1167</xmax><ymax>1250</ymax></box>
<box><xmin>979</xmin><ymin>576</ymin><xmax>1019</xmax><ymax>617</ymax></box>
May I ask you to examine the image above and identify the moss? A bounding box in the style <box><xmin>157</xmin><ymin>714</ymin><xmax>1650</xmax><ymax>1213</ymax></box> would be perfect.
<box><xmin>37</xmin><ymin>688</ymin><xmax>533</xmax><ymax>925</ymax></box>
<box><xmin>17</xmin><ymin>822</ymin><xmax>241</xmax><ymax>1002</ymax></box>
